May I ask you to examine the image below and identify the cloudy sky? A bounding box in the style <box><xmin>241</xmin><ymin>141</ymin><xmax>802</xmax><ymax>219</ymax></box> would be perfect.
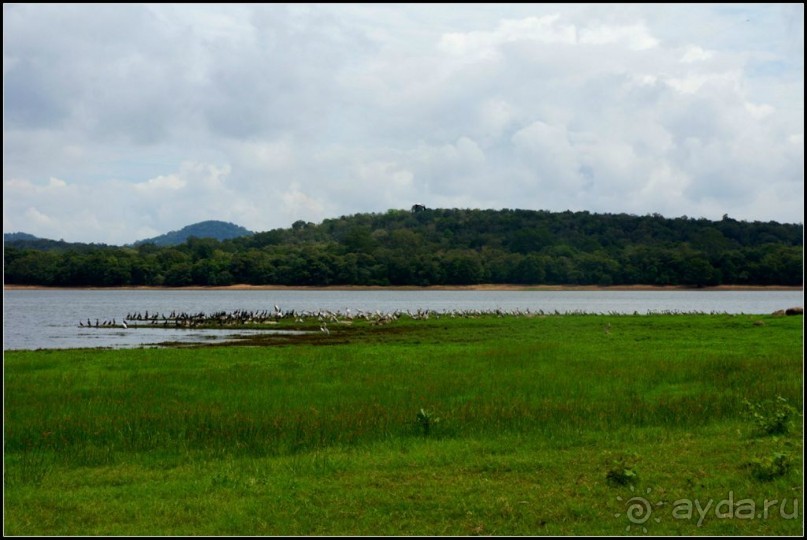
<box><xmin>4</xmin><ymin>3</ymin><xmax>804</xmax><ymax>245</ymax></box>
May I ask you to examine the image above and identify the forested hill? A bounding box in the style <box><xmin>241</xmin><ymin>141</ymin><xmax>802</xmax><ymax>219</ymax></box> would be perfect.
<box><xmin>133</xmin><ymin>220</ymin><xmax>253</xmax><ymax>247</ymax></box>
<box><xmin>3</xmin><ymin>220</ymin><xmax>252</xmax><ymax>250</ymax></box>
<box><xmin>4</xmin><ymin>208</ymin><xmax>803</xmax><ymax>287</ymax></box>
<box><xmin>2</xmin><ymin>234</ymin><xmax>112</xmax><ymax>252</ymax></box>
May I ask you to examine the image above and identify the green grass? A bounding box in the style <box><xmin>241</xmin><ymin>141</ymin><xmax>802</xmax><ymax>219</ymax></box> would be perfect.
<box><xmin>4</xmin><ymin>313</ymin><xmax>803</xmax><ymax>535</ymax></box>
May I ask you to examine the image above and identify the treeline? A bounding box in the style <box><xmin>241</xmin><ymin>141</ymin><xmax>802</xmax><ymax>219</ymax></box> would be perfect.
<box><xmin>4</xmin><ymin>208</ymin><xmax>803</xmax><ymax>287</ymax></box>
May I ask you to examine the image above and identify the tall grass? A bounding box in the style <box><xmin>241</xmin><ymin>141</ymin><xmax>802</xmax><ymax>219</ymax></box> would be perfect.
<box><xmin>5</xmin><ymin>314</ymin><xmax>802</xmax><ymax>466</ymax></box>
<box><xmin>5</xmin><ymin>313</ymin><xmax>803</xmax><ymax>535</ymax></box>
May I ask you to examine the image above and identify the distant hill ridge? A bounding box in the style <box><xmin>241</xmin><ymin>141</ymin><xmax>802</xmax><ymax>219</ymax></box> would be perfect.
<box><xmin>4</xmin><ymin>220</ymin><xmax>254</xmax><ymax>248</ymax></box>
<box><xmin>4</xmin><ymin>232</ymin><xmax>40</xmax><ymax>242</ymax></box>
<box><xmin>2</xmin><ymin>233</ymin><xmax>110</xmax><ymax>251</ymax></box>
<box><xmin>133</xmin><ymin>220</ymin><xmax>254</xmax><ymax>247</ymax></box>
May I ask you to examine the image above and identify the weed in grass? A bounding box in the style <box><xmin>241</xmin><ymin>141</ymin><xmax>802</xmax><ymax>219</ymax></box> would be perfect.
<box><xmin>416</xmin><ymin>408</ymin><xmax>440</xmax><ymax>437</ymax></box>
<box><xmin>743</xmin><ymin>396</ymin><xmax>797</xmax><ymax>436</ymax></box>
<box><xmin>747</xmin><ymin>451</ymin><xmax>793</xmax><ymax>482</ymax></box>
<box><xmin>605</xmin><ymin>452</ymin><xmax>640</xmax><ymax>487</ymax></box>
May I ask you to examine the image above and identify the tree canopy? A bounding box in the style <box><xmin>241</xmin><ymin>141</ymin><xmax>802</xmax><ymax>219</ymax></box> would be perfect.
<box><xmin>4</xmin><ymin>208</ymin><xmax>803</xmax><ymax>288</ymax></box>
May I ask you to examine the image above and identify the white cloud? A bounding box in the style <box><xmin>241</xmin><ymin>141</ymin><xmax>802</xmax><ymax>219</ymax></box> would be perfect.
<box><xmin>439</xmin><ymin>15</ymin><xmax>577</xmax><ymax>59</ymax></box>
<box><xmin>680</xmin><ymin>45</ymin><xmax>714</xmax><ymax>63</ymax></box>
<box><xmin>578</xmin><ymin>21</ymin><xmax>658</xmax><ymax>50</ymax></box>
<box><xmin>511</xmin><ymin>120</ymin><xmax>582</xmax><ymax>190</ymax></box>
<box><xmin>744</xmin><ymin>102</ymin><xmax>775</xmax><ymax>119</ymax></box>
<box><xmin>281</xmin><ymin>182</ymin><xmax>326</xmax><ymax>223</ymax></box>
<box><xmin>230</xmin><ymin>139</ymin><xmax>296</xmax><ymax>172</ymax></box>
<box><xmin>665</xmin><ymin>70</ymin><xmax>742</xmax><ymax>95</ymax></box>
<box><xmin>476</xmin><ymin>98</ymin><xmax>519</xmax><ymax>141</ymax></box>
<box><xmin>3</xmin><ymin>4</ymin><xmax>803</xmax><ymax>244</ymax></box>
<box><xmin>24</xmin><ymin>207</ymin><xmax>55</xmax><ymax>228</ymax></box>
<box><xmin>134</xmin><ymin>173</ymin><xmax>187</xmax><ymax>193</ymax></box>
<box><xmin>356</xmin><ymin>161</ymin><xmax>414</xmax><ymax>190</ymax></box>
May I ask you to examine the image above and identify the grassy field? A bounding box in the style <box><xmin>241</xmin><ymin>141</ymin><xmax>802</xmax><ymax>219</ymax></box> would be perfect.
<box><xmin>4</xmin><ymin>313</ymin><xmax>803</xmax><ymax>535</ymax></box>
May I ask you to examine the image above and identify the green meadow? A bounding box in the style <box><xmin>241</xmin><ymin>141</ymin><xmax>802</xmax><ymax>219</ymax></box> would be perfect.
<box><xmin>4</xmin><ymin>313</ymin><xmax>803</xmax><ymax>535</ymax></box>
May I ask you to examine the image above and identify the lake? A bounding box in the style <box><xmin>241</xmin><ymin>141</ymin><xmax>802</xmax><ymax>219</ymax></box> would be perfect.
<box><xmin>3</xmin><ymin>288</ymin><xmax>803</xmax><ymax>351</ymax></box>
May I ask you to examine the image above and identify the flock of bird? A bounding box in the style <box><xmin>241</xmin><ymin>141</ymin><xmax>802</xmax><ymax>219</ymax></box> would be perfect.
<box><xmin>78</xmin><ymin>305</ymin><xmax>564</xmax><ymax>330</ymax></box>
<box><xmin>76</xmin><ymin>304</ymin><xmax>750</xmax><ymax>333</ymax></box>
<box><xmin>79</xmin><ymin>318</ymin><xmax>127</xmax><ymax>328</ymax></box>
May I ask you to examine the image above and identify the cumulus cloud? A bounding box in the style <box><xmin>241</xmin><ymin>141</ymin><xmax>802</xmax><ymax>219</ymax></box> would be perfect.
<box><xmin>3</xmin><ymin>3</ymin><xmax>803</xmax><ymax>244</ymax></box>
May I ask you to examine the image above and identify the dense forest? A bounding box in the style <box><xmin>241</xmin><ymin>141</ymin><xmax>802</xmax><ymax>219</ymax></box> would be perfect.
<box><xmin>4</xmin><ymin>208</ymin><xmax>803</xmax><ymax>288</ymax></box>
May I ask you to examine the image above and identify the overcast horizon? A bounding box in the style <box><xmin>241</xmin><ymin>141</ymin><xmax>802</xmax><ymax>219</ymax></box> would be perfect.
<box><xmin>4</xmin><ymin>4</ymin><xmax>804</xmax><ymax>245</ymax></box>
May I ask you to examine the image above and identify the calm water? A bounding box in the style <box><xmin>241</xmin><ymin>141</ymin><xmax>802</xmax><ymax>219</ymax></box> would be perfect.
<box><xmin>3</xmin><ymin>288</ymin><xmax>803</xmax><ymax>351</ymax></box>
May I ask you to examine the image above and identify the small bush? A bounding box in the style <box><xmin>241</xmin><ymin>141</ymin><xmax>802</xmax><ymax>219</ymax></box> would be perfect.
<box><xmin>606</xmin><ymin>452</ymin><xmax>640</xmax><ymax>486</ymax></box>
<box><xmin>415</xmin><ymin>408</ymin><xmax>439</xmax><ymax>437</ymax></box>
<box><xmin>748</xmin><ymin>452</ymin><xmax>792</xmax><ymax>481</ymax></box>
<box><xmin>743</xmin><ymin>396</ymin><xmax>797</xmax><ymax>436</ymax></box>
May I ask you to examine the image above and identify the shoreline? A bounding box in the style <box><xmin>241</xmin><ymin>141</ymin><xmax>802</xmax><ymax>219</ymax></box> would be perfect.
<box><xmin>4</xmin><ymin>283</ymin><xmax>803</xmax><ymax>292</ymax></box>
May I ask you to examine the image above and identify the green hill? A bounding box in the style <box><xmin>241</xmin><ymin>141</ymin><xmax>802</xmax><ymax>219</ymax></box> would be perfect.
<box><xmin>4</xmin><ymin>221</ymin><xmax>253</xmax><ymax>250</ymax></box>
<box><xmin>133</xmin><ymin>220</ymin><xmax>254</xmax><ymax>247</ymax></box>
<box><xmin>4</xmin><ymin>232</ymin><xmax>41</xmax><ymax>243</ymax></box>
<box><xmin>3</xmin><ymin>232</ymin><xmax>112</xmax><ymax>251</ymax></box>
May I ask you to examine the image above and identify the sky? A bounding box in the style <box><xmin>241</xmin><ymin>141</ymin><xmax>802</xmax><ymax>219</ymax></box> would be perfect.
<box><xmin>3</xmin><ymin>3</ymin><xmax>804</xmax><ymax>245</ymax></box>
